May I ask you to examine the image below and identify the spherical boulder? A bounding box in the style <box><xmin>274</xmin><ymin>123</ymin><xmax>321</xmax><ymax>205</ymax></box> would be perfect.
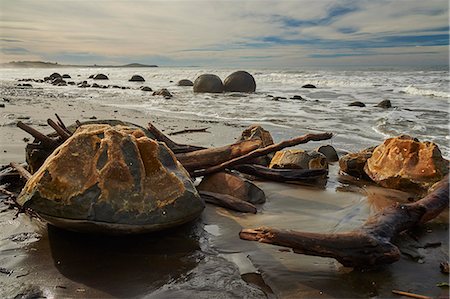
<box><xmin>93</xmin><ymin>74</ymin><xmax>109</xmax><ymax>80</ymax></box>
<box><xmin>223</xmin><ymin>71</ymin><xmax>256</xmax><ymax>92</ymax></box>
<box><xmin>193</xmin><ymin>74</ymin><xmax>224</xmax><ymax>93</ymax></box>
<box><xmin>129</xmin><ymin>75</ymin><xmax>145</xmax><ymax>82</ymax></box>
<box><xmin>177</xmin><ymin>79</ymin><xmax>194</xmax><ymax>86</ymax></box>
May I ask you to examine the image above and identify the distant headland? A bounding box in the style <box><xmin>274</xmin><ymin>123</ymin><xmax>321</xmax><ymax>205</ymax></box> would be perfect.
<box><xmin>0</xmin><ymin>61</ymin><xmax>158</xmax><ymax>68</ymax></box>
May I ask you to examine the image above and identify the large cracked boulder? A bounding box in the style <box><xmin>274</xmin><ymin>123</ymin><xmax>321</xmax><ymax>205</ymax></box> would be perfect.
<box><xmin>193</xmin><ymin>74</ymin><xmax>224</xmax><ymax>93</ymax></box>
<box><xmin>364</xmin><ymin>135</ymin><xmax>448</xmax><ymax>190</ymax></box>
<box><xmin>223</xmin><ymin>71</ymin><xmax>256</xmax><ymax>92</ymax></box>
<box><xmin>18</xmin><ymin>124</ymin><xmax>204</xmax><ymax>234</ymax></box>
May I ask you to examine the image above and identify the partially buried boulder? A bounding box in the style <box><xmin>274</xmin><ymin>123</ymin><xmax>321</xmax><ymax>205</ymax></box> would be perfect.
<box><xmin>62</xmin><ymin>74</ymin><xmax>71</xmax><ymax>79</ymax></box>
<box><xmin>141</xmin><ymin>86</ymin><xmax>153</xmax><ymax>92</ymax></box>
<box><xmin>302</xmin><ymin>84</ymin><xmax>316</xmax><ymax>88</ymax></box>
<box><xmin>153</xmin><ymin>88</ymin><xmax>172</xmax><ymax>98</ymax></box>
<box><xmin>349</xmin><ymin>101</ymin><xmax>365</xmax><ymax>107</ymax></box>
<box><xmin>197</xmin><ymin>172</ymin><xmax>265</xmax><ymax>204</ymax></box>
<box><xmin>93</xmin><ymin>74</ymin><xmax>109</xmax><ymax>80</ymax></box>
<box><xmin>129</xmin><ymin>75</ymin><xmax>145</xmax><ymax>82</ymax></box>
<box><xmin>364</xmin><ymin>135</ymin><xmax>449</xmax><ymax>190</ymax></box>
<box><xmin>376</xmin><ymin>99</ymin><xmax>391</xmax><ymax>108</ymax></box>
<box><xmin>193</xmin><ymin>74</ymin><xmax>224</xmax><ymax>93</ymax></box>
<box><xmin>177</xmin><ymin>79</ymin><xmax>194</xmax><ymax>86</ymax></box>
<box><xmin>339</xmin><ymin>147</ymin><xmax>375</xmax><ymax>179</ymax></box>
<box><xmin>49</xmin><ymin>73</ymin><xmax>62</xmax><ymax>80</ymax></box>
<box><xmin>223</xmin><ymin>71</ymin><xmax>256</xmax><ymax>93</ymax></box>
<box><xmin>270</xmin><ymin>150</ymin><xmax>328</xmax><ymax>170</ymax></box>
<box><xmin>317</xmin><ymin>145</ymin><xmax>339</xmax><ymax>162</ymax></box>
<box><xmin>239</xmin><ymin>125</ymin><xmax>274</xmax><ymax>166</ymax></box>
<box><xmin>17</xmin><ymin>124</ymin><xmax>204</xmax><ymax>234</ymax></box>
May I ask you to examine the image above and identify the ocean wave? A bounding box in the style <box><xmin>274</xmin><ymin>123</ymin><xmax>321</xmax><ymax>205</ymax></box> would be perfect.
<box><xmin>402</xmin><ymin>85</ymin><xmax>450</xmax><ymax>98</ymax></box>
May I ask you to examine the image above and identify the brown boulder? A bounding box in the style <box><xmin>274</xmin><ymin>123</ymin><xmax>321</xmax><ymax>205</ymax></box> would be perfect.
<box><xmin>223</xmin><ymin>71</ymin><xmax>256</xmax><ymax>93</ymax></box>
<box><xmin>197</xmin><ymin>172</ymin><xmax>265</xmax><ymax>204</ymax></box>
<box><xmin>339</xmin><ymin>147</ymin><xmax>375</xmax><ymax>178</ymax></box>
<box><xmin>364</xmin><ymin>136</ymin><xmax>448</xmax><ymax>190</ymax></box>
<box><xmin>193</xmin><ymin>74</ymin><xmax>224</xmax><ymax>93</ymax></box>
<box><xmin>269</xmin><ymin>150</ymin><xmax>328</xmax><ymax>170</ymax></box>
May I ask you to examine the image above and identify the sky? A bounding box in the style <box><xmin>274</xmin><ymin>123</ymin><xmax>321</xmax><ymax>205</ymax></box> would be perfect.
<box><xmin>0</xmin><ymin>0</ymin><xmax>448</xmax><ymax>67</ymax></box>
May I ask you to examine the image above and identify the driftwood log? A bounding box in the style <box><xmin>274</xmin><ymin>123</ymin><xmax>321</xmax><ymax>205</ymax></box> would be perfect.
<box><xmin>147</xmin><ymin>122</ymin><xmax>206</xmax><ymax>153</ymax></box>
<box><xmin>239</xmin><ymin>175</ymin><xmax>449</xmax><ymax>268</ymax></box>
<box><xmin>176</xmin><ymin>139</ymin><xmax>262</xmax><ymax>172</ymax></box>
<box><xmin>192</xmin><ymin>132</ymin><xmax>332</xmax><ymax>177</ymax></box>
<box><xmin>233</xmin><ymin>164</ymin><xmax>327</xmax><ymax>183</ymax></box>
<box><xmin>200</xmin><ymin>191</ymin><xmax>257</xmax><ymax>214</ymax></box>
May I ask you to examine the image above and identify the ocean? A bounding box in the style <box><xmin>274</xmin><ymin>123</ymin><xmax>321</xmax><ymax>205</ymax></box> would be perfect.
<box><xmin>1</xmin><ymin>66</ymin><xmax>448</xmax><ymax>158</ymax></box>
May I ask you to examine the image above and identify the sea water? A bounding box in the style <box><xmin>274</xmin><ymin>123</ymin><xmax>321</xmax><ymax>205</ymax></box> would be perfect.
<box><xmin>1</xmin><ymin>66</ymin><xmax>448</xmax><ymax>157</ymax></box>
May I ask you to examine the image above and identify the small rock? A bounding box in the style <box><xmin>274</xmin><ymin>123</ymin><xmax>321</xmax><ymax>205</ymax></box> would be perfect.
<box><xmin>93</xmin><ymin>74</ymin><xmax>108</xmax><ymax>80</ymax></box>
<box><xmin>291</xmin><ymin>95</ymin><xmax>304</xmax><ymax>100</ymax></box>
<box><xmin>129</xmin><ymin>75</ymin><xmax>145</xmax><ymax>82</ymax></box>
<box><xmin>177</xmin><ymin>79</ymin><xmax>194</xmax><ymax>86</ymax></box>
<box><xmin>348</xmin><ymin>101</ymin><xmax>366</xmax><ymax>107</ymax></box>
<box><xmin>153</xmin><ymin>88</ymin><xmax>172</xmax><ymax>97</ymax></box>
<box><xmin>440</xmin><ymin>261</ymin><xmax>449</xmax><ymax>274</ymax></box>
<box><xmin>302</xmin><ymin>84</ymin><xmax>316</xmax><ymax>88</ymax></box>
<box><xmin>376</xmin><ymin>99</ymin><xmax>392</xmax><ymax>108</ymax></box>
<box><xmin>88</xmin><ymin>74</ymin><xmax>94</xmax><ymax>79</ymax></box>
<box><xmin>141</xmin><ymin>86</ymin><xmax>153</xmax><ymax>92</ymax></box>
<box><xmin>62</xmin><ymin>74</ymin><xmax>71</xmax><ymax>79</ymax></box>
<box><xmin>89</xmin><ymin>116</ymin><xmax>97</xmax><ymax>120</ymax></box>
<box><xmin>0</xmin><ymin>104</ymin><xmax>5</xmax><ymax>108</ymax></box>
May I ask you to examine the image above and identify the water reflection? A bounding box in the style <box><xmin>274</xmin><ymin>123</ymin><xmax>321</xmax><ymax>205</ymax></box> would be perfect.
<box><xmin>47</xmin><ymin>222</ymin><xmax>202</xmax><ymax>298</ymax></box>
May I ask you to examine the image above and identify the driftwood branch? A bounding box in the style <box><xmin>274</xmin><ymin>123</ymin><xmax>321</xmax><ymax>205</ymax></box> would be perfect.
<box><xmin>168</xmin><ymin>127</ymin><xmax>209</xmax><ymax>136</ymax></box>
<box><xmin>199</xmin><ymin>191</ymin><xmax>257</xmax><ymax>214</ymax></box>
<box><xmin>176</xmin><ymin>139</ymin><xmax>262</xmax><ymax>172</ymax></box>
<box><xmin>47</xmin><ymin>118</ymin><xmax>71</xmax><ymax>140</ymax></box>
<box><xmin>147</xmin><ymin>122</ymin><xmax>206</xmax><ymax>153</ymax></box>
<box><xmin>192</xmin><ymin>132</ymin><xmax>332</xmax><ymax>177</ymax></box>
<box><xmin>239</xmin><ymin>175</ymin><xmax>449</xmax><ymax>268</ymax></box>
<box><xmin>9</xmin><ymin>162</ymin><xmax>32</xmax><ymax>181</ymax></box>
<box><xmin>233</xmin><ymin>164</ymin><xmax>327</xmax><ymax>182</ymax></box>
<box><xmin>54</xmin><ymin>113</ymin><xmax>70</xmax><ymax>133</ymax></box>
<box><xmin>17</xmin><ymin>121</ymin><xmax>57</xmax><ymax>148</ymax></box>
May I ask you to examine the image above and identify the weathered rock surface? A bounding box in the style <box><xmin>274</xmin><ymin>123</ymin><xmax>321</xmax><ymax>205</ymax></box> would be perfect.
<box><xmin>223</xmin><ymin>71</ymin><xmax>256</xmax><ymax>92</ymax></box>
<box><xmin>193</xmin><ymin>74</ymin><xmax>224</xmax><ymax>93</ymax></box>
<box><xmin>339</xmin><ymin>147</ymin><xmax>375</xmax><ymax>178</ymax></box>
<box><xmin>270</xmin><ymin>150</ymin><xmax>328</xmax><ymax>170</ymax></box>
<box><xmin>364</xmin><ymin>135</ymin><xmax>449</xmax><ymax>190</ymax></box>
<box><xmin>177</xmin><ymin>79</ymin><xmax>194</xmax><ymax>86</ymax></box>
<box><xmin>18</xmin><ymin>124</ymin><xmax>204</xmax><ymax>233</ymax></box>
<box><xmin>239</xmin><ymin>125</ymin><xmax>274</xmax><ymax>166</ymax></box>
<box><xmin>129</xmin><ymin>75</ymin><xmax>145</xmax><ymax>82</ymax></box>
<box><xmin>93</xmin><ymin>74</ymin><xmax>109</xmax><ymax>80</ymax></box>
<box><xmin>197</xmin><ymin>172</ymin><xmax>265</xmax><ymax>204</ymax></box>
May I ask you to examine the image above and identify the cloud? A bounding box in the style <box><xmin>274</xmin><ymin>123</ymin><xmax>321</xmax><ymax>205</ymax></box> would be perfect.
<box><xmin>0</xmin><ymin>0</ymin><xmax>448</xmax><ymax>66</ymax></box>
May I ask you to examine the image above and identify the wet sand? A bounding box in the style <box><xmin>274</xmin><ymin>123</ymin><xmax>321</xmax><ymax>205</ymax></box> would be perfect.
<box><xmin>0</xmin><ymin>82</ymin><xmax>448</xmax><ymax>298</ymax></box>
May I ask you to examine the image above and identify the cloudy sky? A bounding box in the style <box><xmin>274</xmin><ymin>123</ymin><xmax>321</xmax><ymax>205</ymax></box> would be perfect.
<box><xmin>0</xmin><ymin>0</ymin><xmax>448</xmax><ymax>67</ymax></box>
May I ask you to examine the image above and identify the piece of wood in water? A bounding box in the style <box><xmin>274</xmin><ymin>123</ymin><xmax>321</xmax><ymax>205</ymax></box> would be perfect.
<box><xmin>199</xmin><ymin>191</ymin><xmax>257</xmax><ymax>214</ymax></box>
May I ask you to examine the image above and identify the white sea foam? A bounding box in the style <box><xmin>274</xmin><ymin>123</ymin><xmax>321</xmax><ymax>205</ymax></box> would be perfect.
<box><xmin>402</xmin><ymin>85</ymin><xmax>450</xmax><ymax>98</ymax></box>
